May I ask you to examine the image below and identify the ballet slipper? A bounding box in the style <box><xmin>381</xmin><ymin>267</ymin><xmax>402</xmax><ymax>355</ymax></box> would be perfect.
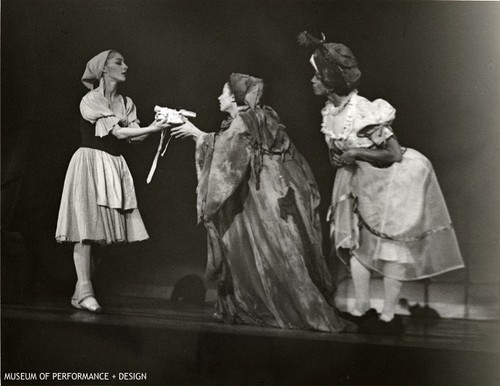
<box><xmin>71</xmin><ymin>281</ymin><xmax>102</xmax><ymax>313</ymax></box>
<box><xmin>71</xmin><ymin>296</ymin><xmax>103</xmax><ymax>313</ymax></box>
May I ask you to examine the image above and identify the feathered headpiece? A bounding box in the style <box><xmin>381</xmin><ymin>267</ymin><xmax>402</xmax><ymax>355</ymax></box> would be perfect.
<box><xmin>297</xmin><ymin>31</ymin><xmax>361</xmax><ymax>95</ymax></box>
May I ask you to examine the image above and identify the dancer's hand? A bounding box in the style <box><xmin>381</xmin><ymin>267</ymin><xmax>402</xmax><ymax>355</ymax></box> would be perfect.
<box><xmin>150</xmin><ymin>118</ymin><xmax>170</xmax><ymax>132</ymax></box>
<box><xmin>330</xmin><ymin>153</ymin><xmax>344</xmax><ymax>167</ymax></box>
<box><xmin>339</xmin><ymin>149</ymin><xmax>358</xmax><ymax>165</ymax></box>
<box><xmin>171</xmin><ymin>120</ymin><xmax>205</xmax><ymax>140</ymax></box>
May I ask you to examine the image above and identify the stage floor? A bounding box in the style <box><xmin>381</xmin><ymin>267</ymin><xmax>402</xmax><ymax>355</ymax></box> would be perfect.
<box><xmin>3</xmin><ymin>296</ymin><xmax>500</xmax><ymax>353</ymax></box>
<box><xmin>2</xmin><ymin>297</ymin><xmax>500</xmax><ymax>385</ymax></box>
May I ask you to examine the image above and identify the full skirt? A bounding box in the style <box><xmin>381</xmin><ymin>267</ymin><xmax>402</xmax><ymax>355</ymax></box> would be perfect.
<box><xmin>330</xmin><ymin>148</ymin><xmax>464</xmax><ymax>280</ymax></box>
<box><xmin>55</xmin><ymin>147</ymin><xmax>149</xmax><ymax>244</ymax></box>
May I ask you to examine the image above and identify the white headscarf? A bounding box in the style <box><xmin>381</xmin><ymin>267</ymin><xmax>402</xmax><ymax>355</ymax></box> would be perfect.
<box><xmin>81</xmin><ymin>50</ymin><xmax>112</xmax><ymax>90</ymax></box>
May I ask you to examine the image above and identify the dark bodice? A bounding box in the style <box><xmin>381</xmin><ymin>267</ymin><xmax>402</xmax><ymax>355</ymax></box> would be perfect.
<box><xmin>80</xmin><ymin>118</ymin><xmax>123</xmax><ymax>156</ymax></box>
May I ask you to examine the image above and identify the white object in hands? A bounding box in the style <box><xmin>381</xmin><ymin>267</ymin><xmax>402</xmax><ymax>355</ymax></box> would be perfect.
<box><xmin>147</xmin><ymin>106</ymin><xmax>196</xmax><ymax>184</ymax></box>
<box><xmin>154</xmin><ymin>105</ymin><xmax>196</xmax><ymax>125</ymax></box>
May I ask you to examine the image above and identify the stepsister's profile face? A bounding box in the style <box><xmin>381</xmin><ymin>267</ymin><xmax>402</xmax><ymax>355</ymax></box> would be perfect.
<box><xmin>103</xmin><ymin>52</ymin><xmax>128</xmax><ymax>83</ymax></box>
<box><xmin>218</xmin><ymin>83</ymin><xmax>235</xmax><ymax>112</ymax></box>
<box><xmin>311</xmin><ymin>74</ymin><xmax>329</xmax><ymax>96</ymax></box>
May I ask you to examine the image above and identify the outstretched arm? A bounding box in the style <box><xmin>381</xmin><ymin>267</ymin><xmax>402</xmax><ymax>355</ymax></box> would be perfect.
<box><xmin>110</xmin><ymin>118</ymin><xmax>171</xmax><ymax>140</ymax></box>
<box><xmin>170</xmin><ymin>120</ymin><xmax>206</xmax><ymax>142</ymax></box>
<box><xmin>127</xmin><ymin>133</ymin><xmax>150</xmax><ymax>143</ymax></box>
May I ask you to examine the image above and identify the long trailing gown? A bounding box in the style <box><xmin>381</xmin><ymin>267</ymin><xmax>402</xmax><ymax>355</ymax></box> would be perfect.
<box><xmin>195</xmin><ymin>105</ymin><xmax>348</xmax><ymax>332</ymax></box>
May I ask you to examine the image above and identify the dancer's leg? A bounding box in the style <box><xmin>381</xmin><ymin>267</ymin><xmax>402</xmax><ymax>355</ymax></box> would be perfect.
<box><xmin>72</xmin><ymin>242</ymin><xmax>101</xmax><ymax>312</ymax></box>
<box><xmin>350</xmin><ymin>257</ymin><xmax>371</xmax><ymax>316</ymax></box>
<box><xmin>380</xmin><ymin>277</ymin><xmax>403</xmax><ymax>322</ymax></box>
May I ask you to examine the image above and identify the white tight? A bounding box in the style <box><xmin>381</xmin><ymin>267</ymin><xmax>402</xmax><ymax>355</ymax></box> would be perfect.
<box><xmin>381</xmin><ymin>276</ymin><xmax>403</xmax><ymax>321</ymax></box>
<box><xmin>350</xmin><ymin>257</ymin><xmax>402</xmax><ymax>321</ymax></box>
<box><xmin>350</xmin><ymin>257</ymin><xmax>371</xmax><ymax>315</ymax></box>
<box><xmin>72</xmin><ymin>243</ymin><xmax>95</xmax><ymax>301</ymax></box>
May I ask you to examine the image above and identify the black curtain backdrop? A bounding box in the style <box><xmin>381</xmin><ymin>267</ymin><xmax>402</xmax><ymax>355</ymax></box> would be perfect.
<box><xmin>2</xmin><ymin>0</ymin><xmax>499</xmax><ymax>302</ymax></box>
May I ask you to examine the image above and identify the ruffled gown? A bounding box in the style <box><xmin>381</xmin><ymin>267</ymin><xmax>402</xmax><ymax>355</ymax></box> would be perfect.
<box><xmin>324</xmin><ymin>90</ymin><xmax>464</xmax><ymax>280</ymax></box>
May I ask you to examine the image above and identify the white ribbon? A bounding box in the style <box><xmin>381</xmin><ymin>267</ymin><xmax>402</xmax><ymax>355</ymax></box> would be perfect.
<box><xmin>146</xmin><ymin>106</ymin><xmax>196</xmax><ymax>184</ymax></box>
<box><xmin>146</xmin><ymin>130</ymin><xmax>173</xmax><ymax>184</ymax></box>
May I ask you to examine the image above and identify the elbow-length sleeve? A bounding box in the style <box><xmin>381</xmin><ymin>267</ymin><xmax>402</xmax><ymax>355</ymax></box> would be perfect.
<box><xmin>196</xmin><ymin>116</ymin><xmax>252</xmax><ymax>222</ymax></box>
<box><xmin>94</xmin><ymin>117</ymin><xmax>122</xmax><ymax>137</ymax></box>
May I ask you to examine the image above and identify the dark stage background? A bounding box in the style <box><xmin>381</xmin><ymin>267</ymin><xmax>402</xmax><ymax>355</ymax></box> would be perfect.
<box><xmin>2</xmin><ymin>0</ymin><xmax>499</xmax><ymax>304</ymax></box>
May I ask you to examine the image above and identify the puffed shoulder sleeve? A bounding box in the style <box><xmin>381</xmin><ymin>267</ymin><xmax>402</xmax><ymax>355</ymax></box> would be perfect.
<box><xmin>367</xmin><ymin>99</ymin><xmax>396</xmax><ymax>145</ymax></box>
<box><xmin>125</xmin><ymin>96</ymin><xmax>141</xmax><ymax>128</ymax></box>
<box><xmin>355</xmin><ymin>97</ymin><xmax>396</xmax><ymax>145</ymax></box>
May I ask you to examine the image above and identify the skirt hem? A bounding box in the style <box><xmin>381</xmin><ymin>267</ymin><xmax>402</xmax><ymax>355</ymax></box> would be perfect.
<box><xmin>55</xmin><ymin>236</ymin><xmax>149</xmax><ymax>246</ymax></box>
<box><xmin>350</xmin><ymin>253</ymin><xmax>465</xmax><ymax>281</ymax></box>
